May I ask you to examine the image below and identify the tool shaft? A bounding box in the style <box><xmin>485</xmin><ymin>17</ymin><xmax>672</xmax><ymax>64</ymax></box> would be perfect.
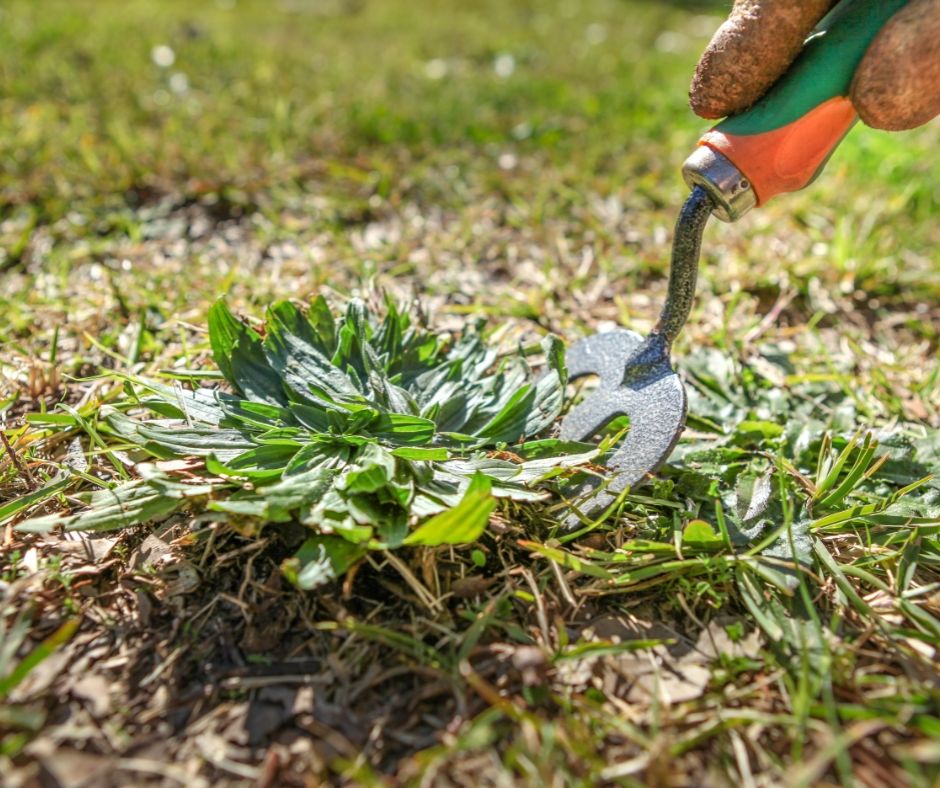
<box><xmin>654</xmin><ymin>185</ymin><xmax>713</xmax><ymax>345</ymax></box>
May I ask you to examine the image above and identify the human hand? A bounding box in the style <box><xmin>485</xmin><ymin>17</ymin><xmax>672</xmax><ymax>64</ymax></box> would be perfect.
<box><xmin>689</xmin><ymin>0</ymin><xmax>940</xmax><ymax>131</ymax></box>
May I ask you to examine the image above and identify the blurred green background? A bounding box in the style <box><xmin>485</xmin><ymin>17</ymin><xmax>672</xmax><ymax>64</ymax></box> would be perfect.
<box><xmin>2</xmin><ymin>0</ymin><xmax>938</xmax><ymax>333</ymax></box>
<box><xmin>3</xmin><ymin>0</ymin><xmax>937</xmax><ymax>228</ymax></box>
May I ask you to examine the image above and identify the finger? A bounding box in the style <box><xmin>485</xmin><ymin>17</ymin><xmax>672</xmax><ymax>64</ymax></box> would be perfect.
<box><xmin>690</xmin><ymin>0</ymin><xmax>837</xmax><ymax>119</ymax></box>
<box><xmin>851</xmin><ymin>0</ymin><xmax>940</xmax><ymax>131</ymax></box>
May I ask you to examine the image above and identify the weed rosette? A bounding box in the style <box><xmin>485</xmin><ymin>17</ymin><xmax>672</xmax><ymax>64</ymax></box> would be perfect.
<box><xmin>13</xmin><ymin>296</ymin><xmax>603</xmax><ymax>588</ymax></box>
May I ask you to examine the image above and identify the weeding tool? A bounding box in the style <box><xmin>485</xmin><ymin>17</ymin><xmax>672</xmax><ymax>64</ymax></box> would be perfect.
<box><xmin>561</xmin><ymin>0</ymin><xmax>906</xmax><ymax>519</ymax></box>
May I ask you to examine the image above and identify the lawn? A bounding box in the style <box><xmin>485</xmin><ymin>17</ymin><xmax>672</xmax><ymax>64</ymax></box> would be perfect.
<box><xmin>2</xmin><ymin>0</ymin><xmax>939</xmax><ymax>784</ymax></box>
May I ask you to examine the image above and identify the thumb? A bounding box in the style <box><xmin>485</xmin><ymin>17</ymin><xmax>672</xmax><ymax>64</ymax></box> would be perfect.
<box><xmin>690</xmin><ymin>0</ymin><xmax>837</xmax><ymax>119</ymax></box>
<box><xmin>851</xmin><ymin>0</ymin><xmax>940</xmax><ymax>131</ymax></box>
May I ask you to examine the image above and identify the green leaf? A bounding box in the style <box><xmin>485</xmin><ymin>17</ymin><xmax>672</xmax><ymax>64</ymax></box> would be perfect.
<box><xmin>263</xmin><ymin>300</ymin><xmax>360</xmax><ymax>404</ymax></box>
<box><xmin>206</xmin><ymin>442</ymin><xmax>302</xmax><ymax>480</ymax></box>
<box><xmin>0</xmin><ymin>619</ymin><xmax>79</xmax><ymax>700</ymax></box>
<box><xmin>375</xmin><ymin>509</ymin><xmax>410</xmax><ymax>547</ymax></box>
<box><xmin>207</xmin><ymin>299</ymin><xmax>242</xmax><ymax>388</ymax></box>
<box><xmin>307</xmin><ymin>295</ymin><xmax>337</xmax><ymax>356</ymax></box>
<box><xmin>0</xmin><ymin>476</ymin><xmax>71</xmax><ymax>525</ymax></box>
<box><xmin>682</xmin><ymin>519</ymin><xmax>723</xmax><ymax>545</ymax></box>
<box><xmin>263</xmin><ymin>467</ymin><xmax>337</xmax><ymax>520</ymax></box>
<box><xmin>121</xmin><ymin>378</ymin><xmax>228</xmax><ymax>426</ymax></box>
<box><xmin>736</xmin><ymin>567</ymin><xmax>786</xmax><ymax>642</ymax></box>
<box><xmin>342</xmin><ymin>443</ymin><xmax>397</xmax><ymax>494</ymax></box>
<box><xmin>218</xmin><ymin>399</ymin><xmax>288</xmax><ymax>430</ymax></box>
<box><xmin>374</xmin><ymin>298</ymin><xmax>403</xmax><ymax>364</ymax></box>
<box><xmin>524</xmin><ymin>334</ymin><xmax>567</xmax><ymax>436</ymax></box>
<box><xmin>208</xmin><ymin>498</ymin><xmax>269</xmax><ymax>517</ymax></box>
<box><xmin>208</xmin><ymin>299</ymin><xmax>286</xmax><ymax>406</ymax></box>
<box><xmin>132</xmin><ymin>421</ymin><xmax>255</xmax><ymax>460</ymax></box>
<box><xmin>403</xmin><ymin>473</ymin><xmax>495</xmax><ymax>546</ymax></box>
<box><xmin>473</xmin><ymin>383</ymin><xmax>536</xmax><ymax>445</ymax></box>
<box><xmin>137</xmin><ymin>464</ymin><xmax>217</xmax><ymax>498</ymax></box>
<box><xmin>814</xmin><ymin>431</ymin><xmax>866</xmax><ymax>503</ymax></box>
<box><xmin>290</xmin><ymin>402</ymin><xmax>341</xmax><ymax>433</ymax></box>
<box><xmin>282</xmin><ymin>536</ymin><xmax>367</xmax><ymax>590</ymax></box>
<box><xmin>519</xmin><ymin>540</ymin><xmax>614</xmax><ymax>579</ymax></box>
<box><xmin>391</xmin><ymin>446</ymin><xmax>449</xmax><ymax>462</ymax></box>
<box><xmin>815</xmin><ymin>432</ymin><xmax>879</xmax><ymax>510</ymax></box>
<box><xmin>284</xmin><ymin>442</ymin><xmax>343</xmax><ymax>474</ymax></box>
<box><xmin>17</xmin><ymin>481</ymin><xmax>183</xmax><ymax>533</ymax></box>
<box><xmin>26</xmin><ymin>412</ymin><xmax>81</xmax><ymax>427</ymax></box>
<box><xmin>369</xmin><ymin>412</ymin><xmax>436</xmax><ymax>446</ymax></box>
<box><xmin>732</xmin><ymin>420</ymin><xmax>786</xmax><ymax>445</ymax></box>
<box><xmin>331</xmin><ymin>299</ymin><xmax>371</xmax><ymax>387</ymax></box>
<box><xmin>555</xmin><ymin>638</ymin><xmax>671</xmax><ymax>661</ymax></box>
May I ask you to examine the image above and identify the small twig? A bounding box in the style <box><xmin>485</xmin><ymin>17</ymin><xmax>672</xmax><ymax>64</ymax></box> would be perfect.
<box><xmin>237</xmin><ymin>551</ymin><xmax>259</xmax><ymax>604</ymax></box>
<box><xmin>382</xmin><ymin>550</ymin><xmax>442</xmax><ymax>613</ymax></box>
<box><xmin>1</xmin><ymin>430</ymin><xmax>36</xmax><ymax>488</ymax></box>
<box><xmin>519</xmin><ymin>567</ymin><xmax>551</xmax><ymax>647</ymax></box>
<box><xmin>675</xmin><ymin>593</ymin><xmax>705</xmax><ymax>632</ymax></box>
<box><xmin>198</xmin><ymin>523</ymin><xmax>219</xmax><ymax>570</ymax></box>
<box><xmin>549</xmin><ymin>559</ymin><xmax>579</xmax><ymax>610</ymax></box>
<box><xmin>743</xmin><ymin>287</ymin><xmax>797</xmax><ymax>345</ymax></box>
<box><xmin>213</xmin><ymin>537</ymin><xmax>270</xmax><ymax>568</ymax></box>
<box><xmin>219</xmin><ymin>674</ymin><xmax>331</xmax><ymax>690</ymax></box>
<box><xmin>219</xmin><ymin>592</ymin><xmax>252</xmax><ymax>622</ymax></box>
<box><xmin>347</xmin><ymin>663</ymin><xmax>449</xmax><ymax>704</ymax></box>
<box><xmin>138</xmin><ymin>645</ymin><xmax>185</xmax><ymax>688</ymax></box>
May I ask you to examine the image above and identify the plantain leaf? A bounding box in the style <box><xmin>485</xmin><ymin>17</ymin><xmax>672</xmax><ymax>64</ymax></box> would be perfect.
<box><xmin>28</xmin><ymin>295</ymin><xmax>594</xmax><ymax>589</ymax></box>
<box><xmin>472</xmin><ymin>384</ymin><xmax>536</xmax><ymax>445</ymax></box>
<box><xmin>264</xmin><ymin>300</ymin><xmax>360</xmax><ymax>404</ymax></box>
<box><xmin>391</xmin><ymin>446</ymin><xmax>449</xmax><ymax>462</ymax></box>
<box><xmin>524</xmin><ymin>334</ymin><xmax>567</xmax><ymax>436</ymax></box>
<box><xmin>207</xmin><ymin>299</ymin><xmax>243</xmax><ymax>388</ymax></box>
<box><xmin>0</xmin><ymin>618</ymin><xmax>79</xmax><ymax>700</ymax></box>
<box><xmin>342</xmin><ymin>443</ymin><xmax>396</xmax><ymax>494</ymax></box>
<box><xmin>403</xmin><ymin>473</ymin><xmax>495</xmax><ymax>546</ymax></box>
<box><xmin>368</xmin><ymin>412</ymin><xmax>436</xmax><ymax>446</ymax></box>
<box><xmin>206</xmin><ymin>442</ymin><xmax>303</xmax><ymax>480</ymax></box>
<box><xmin>208</xmin><ymin>299</ymin><xmax>286</xmax><ymax>406</ymax></box>
<box><xmin>0</xmin><ymin>476</ymin><xmax>71</xmax><ymax>525</ymax></box>
<box><xmin>134</xmin><ymin>422</ymin><xmax>256</xmax><ymax>460</ymax></box>
<box><xmin>17</xmin><ymin>481</ymin><xmax>182</xmax><ymax>534</ymax></box>
<box><xmin>307</xmin><ymin>295</ymin><xmax>338</xmax><ymax>355</ymax></box>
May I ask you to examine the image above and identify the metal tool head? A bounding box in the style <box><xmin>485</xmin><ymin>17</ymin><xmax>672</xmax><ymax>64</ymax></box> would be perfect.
<box><xmin>559</xmin><ymin>186</ymin><xmax>714</xmax><ymax>524</ymax></box>
<box><xmin>559</xmin><ymin>329</ymin><xmax>687</xmax><ymax>517</ymax></box>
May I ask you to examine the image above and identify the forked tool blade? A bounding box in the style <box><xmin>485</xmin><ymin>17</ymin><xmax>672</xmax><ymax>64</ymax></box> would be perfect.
<box><xmin>560</xmin><ymin>330</ymin><xmax>686</xmax><ymax>495</ymax></box>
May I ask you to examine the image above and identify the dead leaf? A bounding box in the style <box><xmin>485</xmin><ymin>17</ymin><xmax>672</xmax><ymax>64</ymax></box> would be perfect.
<box><xmin>133</xmin><ymin>534</ymin><xmax>173</xmax><ymax>570</ymax></box>
<box><xmin>163</xmin><ymin>560</ymin><xmax>200</xmax><ymax>596</ymax></box>
<box><xmin>71</xmin><ymin>673</ymin><xmax>112</xmax><ymax>718</ymax></box>
<box><xmin>155</xmin><ymin>457</ymin><xmax>206</xmax><ymax>473</ymax></box>
<box><xmin>623</xmin><ymin>653</ymin><xmax>712</xmax><ymax>705</ymax></box>
<box><xmin>451</xmin><ymin>575</ymin><xmax>495</xmax><ymax>598</ymax></box>
<box><xmin>694</xmin><ymin>617</ymin><xmax>763</xmax><ymax>661</ymax></box>
<box><xmin>33</xmin><ymin>745</ymin><xmax>115</xmax><ymax>788</ymax></box>
<box><xmin>244</xmin><ymin>686</ymin><xmax>299</xmax><ymax>746</ymax></box>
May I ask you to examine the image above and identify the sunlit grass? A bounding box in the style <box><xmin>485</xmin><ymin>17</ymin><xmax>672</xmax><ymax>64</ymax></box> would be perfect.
<box><xmin>2</xmin><ymin>0</ymin><xmax>939</xmax><ymax>783</ymax></box>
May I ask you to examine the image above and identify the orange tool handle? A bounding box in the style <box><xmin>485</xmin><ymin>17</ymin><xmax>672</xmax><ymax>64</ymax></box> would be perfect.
<box><xmin>684</xmin><ymin>0</ymin><xmax>908</xmax><ymax>220</ymax></box>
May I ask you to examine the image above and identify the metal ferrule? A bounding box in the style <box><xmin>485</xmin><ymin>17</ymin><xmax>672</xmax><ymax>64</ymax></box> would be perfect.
<box><xmin>681</xmin><ymin>146</ymin><xmax>757</xmax><ymax>223</ymax></box>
